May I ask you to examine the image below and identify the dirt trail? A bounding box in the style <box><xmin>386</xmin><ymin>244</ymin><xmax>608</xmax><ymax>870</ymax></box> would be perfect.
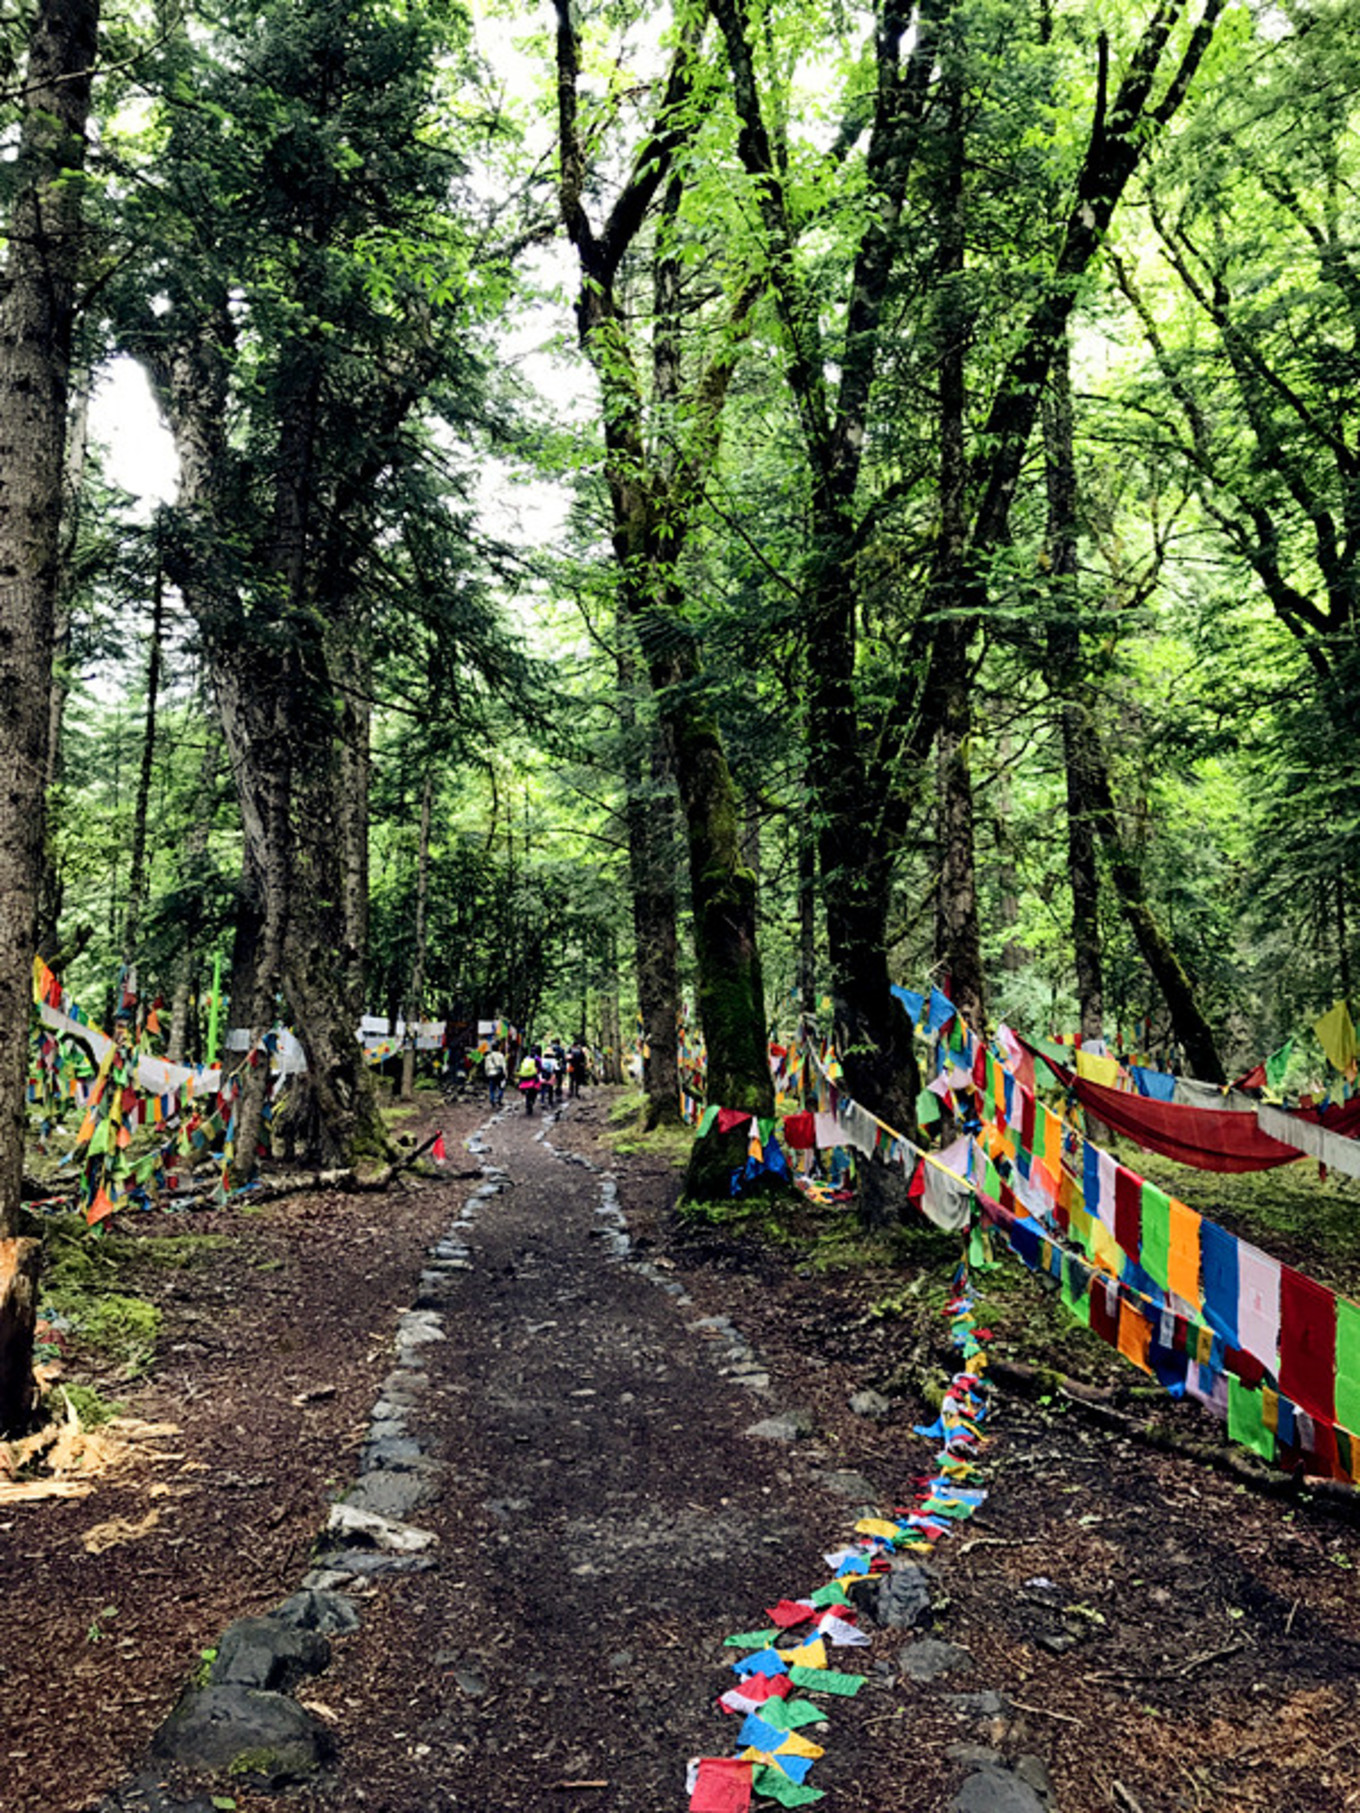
<box><xmin>275</xmin><ymin>1097</ymin><xmax>884</xmax><ymax>1810</ymax></box>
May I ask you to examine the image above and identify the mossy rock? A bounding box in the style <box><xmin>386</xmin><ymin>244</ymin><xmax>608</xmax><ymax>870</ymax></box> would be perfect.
<box><xmin>151</xmin><ymin>1685</ymin><xmax>335</xmax><ymax>1783</ymax></box>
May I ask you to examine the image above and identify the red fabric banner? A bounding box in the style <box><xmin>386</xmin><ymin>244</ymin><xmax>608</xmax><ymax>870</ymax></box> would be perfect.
<box><xmin>1071</xmin><ymin>1078</ymin><xmax>1302</xmax><ymax>1173</ymax></box>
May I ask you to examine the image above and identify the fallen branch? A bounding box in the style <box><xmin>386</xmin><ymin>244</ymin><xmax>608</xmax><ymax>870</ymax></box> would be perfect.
<box><xmin>984</xmin><ymin>1356</ymin><xmax>1360</xmax><ymax>1522</ymax></box>
<box><xmin>1177</xmin><ymin>1640</ymin><xmax>1247</xmax><ymax>1677</ymax></box>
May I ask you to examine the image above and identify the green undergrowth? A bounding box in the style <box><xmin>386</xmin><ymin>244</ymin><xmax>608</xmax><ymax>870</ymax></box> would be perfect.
<box><xmin>36</xmin><ymin>1213</ymin><xmax>229</xmax><ymax>1376</ymax></box>
<box><xmin>678</xmin><ymin>1185</ymin><xmax>961</xmax><ymax>1284</ymax></box>
<box><xmin>600</xmin><ymin>1091</ymin><xmax>694</xmax><ymax>1165</ymax></box>
<box><xmin>48</xmin><ymin>1382</ymin><xmax>125</xmax><ymax>1426</ymax></box>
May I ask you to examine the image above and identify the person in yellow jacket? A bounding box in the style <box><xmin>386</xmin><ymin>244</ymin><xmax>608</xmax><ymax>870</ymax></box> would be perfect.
<box><xmin>517</xmin><ymin>1050</ymin><xmax>541</xmax><ymax>1116</ymax></box>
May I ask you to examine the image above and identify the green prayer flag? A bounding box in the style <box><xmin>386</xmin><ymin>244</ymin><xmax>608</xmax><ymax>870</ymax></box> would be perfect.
<box><xmin>751</xmin><ymin>1767</ymin><xmax>826</xmax><ymax>1807</ymax></box>
<box><xmin>1061</xmin><ymin>1256</ymin><xmax>1091</xmax><ymax>1326</ymax></box>
<box><xmin>808</xmin><ymin>1582</ymin><xmax>850</xmax><ymax>1608</ymax></box>
<box><xmin>724</xmin><ymin>1628</ymin><xmax>780</xmax><ymax>1648</ymax></box>
<box><xmin>696</xmin><ymin>1104</ymin><xmax>719</xmax><ymax>1138</ymax></box>
<box><xmin>1031</xmin><ymin>1105</ymin><xmax>1048</xmax><ymax>1162</ymax></box>
<box><xmin>1265</xmin><ymin>1039</ymin><xmax>1294</xmax><ymax>1092</ymax></box>
<box><xmin>916</xmin><ymin>1087</ymin><xmax>942</xmax><ymax>1128</ymax></box>
<box><xmin>1140</xmin><ymin>1181</ymin><xmax>1172</xmax><ymax>1293</ymax></box>
<box><xmin>1335</xmin><ymin>1295</ymin><xmax>1360</xmax><ymax>1437</ymax></box>
<box><xmin>758</xmin><ymin>1697</ymin><xmax>826</xmax><ymax>1732</ymax></box>
<box><xmin>88</xmin><ymin>1118</ymin><xmax>110</xmax><ymax>1156</ymax></box>
<box><xmin>788</xmin><ymin>1665</ymin><xmax>865</xmax><ymax>1696</ymax></box>
<box><xmin>758</xmin><ymin>1117</ymin><xmax>776</xmax><ymax>1142</ymax></box>
<box><xmin>1227</xmin><ymin>1376</ymin><xmax>1273</xmax><ymax>1460</ymax></box>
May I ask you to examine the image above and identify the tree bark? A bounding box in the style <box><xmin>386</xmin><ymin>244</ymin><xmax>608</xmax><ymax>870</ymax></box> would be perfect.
<box><xmin>400</xmin><ymin>768</ymin><xmax>434</xmax><ymax>1102</ymax></box>
<box><xmin>0</xmin><ymin>0</ymin><xmax>100</xmax><ymax>1432</ymax></box>
<box><xmin>1084</xmin><ymin>722</ymin><xmax>1225</xmax><ymax>1081</ymax></box>
<box><xmin>121</xmin><ymin>557</ymin><xmax>165</xmax><ymax>981</ymax></box>
<box><xmin>928</xmin><ymin>63</ymin><xmax>985</xmax><ymax>1034</ymax></box>
<box><xmin>1044</xmin><ymin>331</ymin><xmax>1105</xmax><ymax>1041</ymax></box>
<box><xmin>622</xmin><ymin>682</ymin><xmax>682</xmax><ymax>1130</ymax></box>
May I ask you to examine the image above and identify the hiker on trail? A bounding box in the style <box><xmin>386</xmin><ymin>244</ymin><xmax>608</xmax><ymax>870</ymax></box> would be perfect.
<box><xmin>539</xmin><ymin>1044</ymin><xmax>559</xmax><ymax>1106</ymax></box>
<box><xmin>484</xmin><ymin>1042</ymin><xmax>507</xmax><ymax>1108</ymax></box>
<box><xmin>568</xmin><ymin>1039</ymin><xmax>588</xmax><ymax>1098</ymax></box>
<box><xmin>517</xmin><ymin>1049</ymin><xmax>541</xmax><ymax>1115</ymax></box>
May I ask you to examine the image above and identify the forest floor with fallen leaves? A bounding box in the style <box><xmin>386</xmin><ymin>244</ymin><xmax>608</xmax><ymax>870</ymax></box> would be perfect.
<box><xmin>1</xmin><ymin>1086</ymin><xmax>1357</xmax><ymax>1813</ymax></box>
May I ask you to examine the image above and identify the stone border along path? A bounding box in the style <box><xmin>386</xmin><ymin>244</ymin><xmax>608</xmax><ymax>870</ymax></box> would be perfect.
<box><xmin>93</xmin><ymin>1098</ymin><xmax>1063</xmax><ymax>1813</ymax></box>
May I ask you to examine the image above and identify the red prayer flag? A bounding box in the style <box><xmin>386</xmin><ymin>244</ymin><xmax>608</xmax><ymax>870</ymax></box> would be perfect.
<box><xmin>1113</xmin><ymin>1163</ymin><xmax>1141</xmax><ymax>1261</ymax></box>
<box><xmin>716</xmin><ymin>1108</ymin><xmax>752</xmax><ymax>1135</ymax></box>
<box><xmin>782</xmin><ymin>1111</ymin><xmax>815</xmax><ymax>1150</ymax></box>
<box><xmin>431</xmin><ymin>1132</ymin><xmax>447</xmax><ymax>1162</ymax></box>
<box><xmin>765</xmin><ymin>1598</ymin><xmax>814</xmax><ymax>1628</ymax></box>
<box><xmin>1279</xmin><ymin>1266</ymin><xmax>1337</xmax><ymax>1424</ymax></box>
<box><xmin>690</xmin><ymin>1758</ymin><xmax>753</xmax><ymax>1813</ymax></box>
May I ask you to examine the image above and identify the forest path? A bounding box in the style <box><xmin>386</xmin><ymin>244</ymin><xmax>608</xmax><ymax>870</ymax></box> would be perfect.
<box><xmin>279</xmin><ymin>1094</ymin><xmax>889</xmax><ymax>1811</ymax></box>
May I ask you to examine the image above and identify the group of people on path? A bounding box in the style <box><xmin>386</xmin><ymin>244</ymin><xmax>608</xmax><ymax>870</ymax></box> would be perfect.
<box><xmin>482</xmin><ymin>1038</ymin><xmax>589</xmax><ymax>1115</ymax></box>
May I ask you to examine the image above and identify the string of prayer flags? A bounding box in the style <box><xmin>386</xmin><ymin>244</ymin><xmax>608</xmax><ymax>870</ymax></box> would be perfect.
<box><xmin>693</xmin><ymin>1252</ymin><xmax>994</xmax><ymax>1808</ymax></box>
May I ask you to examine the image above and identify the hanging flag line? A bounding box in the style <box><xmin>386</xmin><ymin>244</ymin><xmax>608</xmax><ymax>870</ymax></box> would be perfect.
<box><xmin>678</xmin><ymin>984</ymin><xmax>1360</xmax><ymax>1486</ymax></box>
<box><xmin>897</xmin><ymin>987</ymin><xmax>1360</xmax><ymax>1486</ymax></box>
<box><xmin>30</xmin><ymin>960</ymin><xmax>282</xmax><ymax>1226</ymax></box>
<box><xmin>685</xmin><ymin>1261</ymin><xmax>994</xmax><ymax>1812</ymax></box>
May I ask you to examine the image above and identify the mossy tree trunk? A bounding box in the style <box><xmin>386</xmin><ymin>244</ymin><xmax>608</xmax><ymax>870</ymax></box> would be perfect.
<box><xmin>0</xmin><ymin>0</ymin><xmax>100</xmax><ymax>1432</ymax></box>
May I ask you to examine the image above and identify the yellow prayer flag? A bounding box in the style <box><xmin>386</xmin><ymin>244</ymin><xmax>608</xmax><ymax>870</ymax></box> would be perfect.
<box><xmin>1075</xmin><ymin>1048</ymin><xmax>1122</xmax><ymax>1088</ymax></box>
<box><xmin>1314</xmin><ymin>1000</ymin><xmax>1358</xmax><ymax>1076</ymax></box>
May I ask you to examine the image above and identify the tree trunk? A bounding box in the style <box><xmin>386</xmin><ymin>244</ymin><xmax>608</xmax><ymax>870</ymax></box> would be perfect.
<box><xmin>797</xmin><ymin>814</ymin><xmax>817</xmax><ymax>1011</ymax></box>
<box><xmin>929</xmin><ymin>67</ymin><xmax>986</xmax><ymax>1035</ymax></box>
<box><xmin>621</xmin><ymin>672</ymin><xmax>682</xmax><ymax>1130</ymax></box>
<box><xmin>121</xmin><ymin>557</ymin><xmax>165</xmax><ymax>980</ymax></box>
<box><xmin>1084</xmin><ymin>724</ymin><xmax>1225</xmax><ymax>1082</ymax></box>
<box><xmin>0</xmin><ymin>0</ymin><xmax>100</xmax><ymax>1432</ymax></box>
<box><xmin>400</xmin><ymin>768</ymin><xmax>433</xmax><ymax>1102</ymax></box>
<box><xmin>38</xmin><ymin>373</ymin><xmax>91</xmax><ymax>954</ymax></box>
<box><xmin>167</xmin><ymin>715</ymin><xmax>219</xmax><ymax>1066</ymax></box>
<box><xmin>1044</xmin><ymin>330</ymin><xmax>1105</xmax><ymax>1042</ymax></box>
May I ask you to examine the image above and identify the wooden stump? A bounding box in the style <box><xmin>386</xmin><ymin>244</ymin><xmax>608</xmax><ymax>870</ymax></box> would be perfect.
<box><xmin>0</xmin><ymin>1236</ymin><xmax>41</xmax><ymax>1436</ymax></box>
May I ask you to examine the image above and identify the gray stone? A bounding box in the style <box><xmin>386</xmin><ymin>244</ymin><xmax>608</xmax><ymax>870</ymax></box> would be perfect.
<box><xmin>946</xmin><ymin>1689</ymin><xmax>1010</xmax><ymax>1719</ymax></box>
<box><xmin>325</xmin><ymin>1501</ymin><xmax>437</xmax><ymax>1551</ymax></box>
<box><xmin>300</xmin><ymin>1568</ymin><xmax>354</xmax><ymax>1593</ymax></box>
<box><xmin>361</xmin><ymin>1436</ymin><xmax>424</xmax><ymax>1470</ymax></box>
<box><xmin>453</xmin><ymin>1668</ymin><xmax>487</xmax><ymax>1697</ymax></box>
<box><xmin>367</xmin><ymin>1417</ymin><xmax>407</xmax><ymax>1442</ymax></box>
<box><xmin>899</xmin><ymin>1639</ymin><xmax>974</xmax><ymax>1682</ymax></box>
<box><xmin>209</xmin><ymin>1617</ymin><xmax>330</xmax><ymax>1692</ymax></box>
<box><xmin>849</xmin><ymin>1388</ymin><xmax>893</xmax><ymax>1420</ymax></box>
<box><xmin>745</xmin><ymin>1408</ymin><xmax>815</xmax><ymax>1443</ymax></box>
<box><xmin>817</xmin><ymin>1470</ymin><xmax>880</xmax><ymax>1501</ymax></box>
<box><xmin>379</xmin><ymin>1369</ymin><xmax>427</xmax><ymax>1405</ymax></box>
<box><xmin>946</xmin><ymin>1746</ymin><xmax>1003</xmax><ymax>1766</ymax></box>
<box><xmin>1036</xmin><ymin>1632</ymin><xmax>1076</xmax><ymax>1655</ymax></box>
<box><xmin>869</xmin><ymin>1563</ymin><xmax>933</xmax><ymax>1629</ymax></box>
<box><xmin>271</xmin><ymin>1589</ymin><xmax>361</xmax><ymax>1635</ymax></box>
<box><xmin>393</xmin><ymin>1319</ymin><xmax>447</xmax><ymax>1348</ymax></box>
<box><xmin>344</xmin><ymin>1467</ymin><xmax>434</xmax><ymax>1520</ymax></box>
<box><xmin>1014</xmin><ymin>1756</ymin><xmax>1053</xmax><ymax>1801</ymax></box>
<box><xmin>319</xmin><ymin>1547</ymin><xmax>436</xmax><ymax>1577</ymax></box>
<box><xmin>950</xmin><ymin>1766</ymin><xmax>1048</xmax><ymax>1813</ymax></box>
<box><xmin>151</xmin><ymin>1685</ymin><xmax>335</xmax><ymax>1781</ymax></box>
